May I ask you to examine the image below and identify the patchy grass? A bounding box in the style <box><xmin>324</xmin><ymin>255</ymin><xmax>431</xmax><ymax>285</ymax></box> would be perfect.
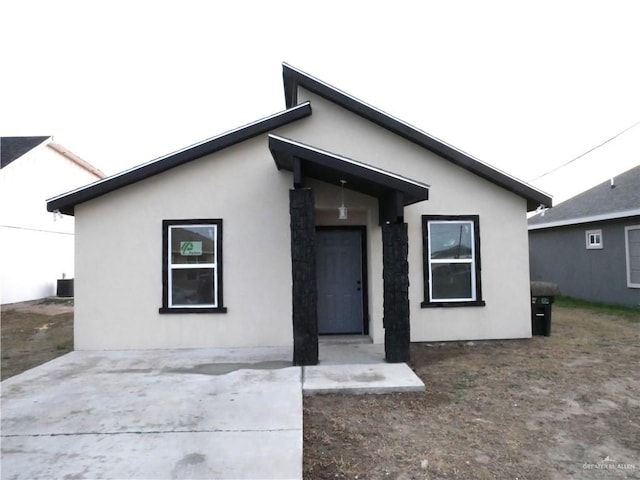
<box><xmin>556</xmin><ymin>295</ymin><xmax>640</xmax><ymax>321</ymax></box>
<box><xmin>304</xmin><ymin>300</ymin><xmax>640</xmax><ymax>479</ymax></box>
<box><xmin>1</xmin><ymin>299</ymin><xmax>74</xmax><ymax>380</ymax></box>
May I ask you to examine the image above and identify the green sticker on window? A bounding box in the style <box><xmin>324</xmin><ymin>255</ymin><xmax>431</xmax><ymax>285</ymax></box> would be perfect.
<box><xmin>180</xmin><ymin>241</ymin><xmax>202</xmax><ymax>256</ymax></box>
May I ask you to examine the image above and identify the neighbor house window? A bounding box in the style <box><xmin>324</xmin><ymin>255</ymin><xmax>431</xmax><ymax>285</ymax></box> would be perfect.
<box><xmin>625</xmin><ymin>225</ymin><xmax>640</xmax><ymax>288</ymax></box>
<box><xmin>159</xmin><ymin>219</ymin><xmax>226</xmax><ymax>313</ymax></box>
<box><xmin>586</xmin><ymin>229</ymin><xmax>603</xmax><ymax>249</ymax></box>
<box><xmin>422</xmin><ymin>215</ymin><xmax>485</xmax><ymax>307</ymax></box>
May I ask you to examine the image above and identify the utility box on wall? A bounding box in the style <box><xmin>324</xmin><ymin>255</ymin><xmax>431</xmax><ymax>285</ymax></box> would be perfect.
<box><xmin>56</xmin><ymin>278</ymin><xmax>74</xmax><ymax>298</ymax></box>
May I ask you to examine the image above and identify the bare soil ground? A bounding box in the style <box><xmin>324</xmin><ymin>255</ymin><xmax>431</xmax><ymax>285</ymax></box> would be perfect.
<box><xmin>1</xmin><ymin>298</ymin><xmax>74</xmax><ymax>380</ymax></box>
<box><xmin>304</xmin><ymin>305</ymin><xmax>640</xmax><ymax>479</ymax></box>
<box><xmin>1</xmin><ymin>299</ymin><xmax>638</xmax><ymax>478</ymax></box>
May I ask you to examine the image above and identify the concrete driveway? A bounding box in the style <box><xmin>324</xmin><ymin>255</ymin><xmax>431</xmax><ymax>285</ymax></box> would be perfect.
<box><xmin>1</xmin><ymin>344</ymin><xmax>424</xmax><ymax>479</ymax></box>
<box><xmin>1</xmin><ymin>348</ymin><xmax>302</xmax><ymax>480</ymax></box>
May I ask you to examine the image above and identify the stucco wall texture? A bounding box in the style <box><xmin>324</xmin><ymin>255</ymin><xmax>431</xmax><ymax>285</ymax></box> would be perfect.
<box><xmin>73</xmin><ymin>89</ymin><xmax>534</xmax><ymax>349</ymax></box>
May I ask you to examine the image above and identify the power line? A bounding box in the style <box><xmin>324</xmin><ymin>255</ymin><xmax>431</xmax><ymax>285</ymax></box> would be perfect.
<box><xmin>0</xmin><ymin>224</ymin><xmax>74</xmax><ymax>235</ymax></box>
<box><xmin>529</xmin><ymin>119</ymin><xmax>640</xmax><ymax>182</ymax></box>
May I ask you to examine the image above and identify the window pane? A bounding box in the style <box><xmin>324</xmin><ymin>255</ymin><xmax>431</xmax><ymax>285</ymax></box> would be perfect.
<box><xmin>430</xmin><ymin>222</ymin><xmax>473</xmax><ymax>259</ymax></box>
<box><xmin>171</xmin><ymin>268</ymin><xmax>215</xmax><ymax>306</ymax></box>
<box><xmin>629</xmin><ymin>228</ymin><xmax>640</xmax><ymax>284</ymax></box>
<box><xmin>171</xmin><ymin>226</ymin><xmax>216</xmax><ymax>264</ymax></box>
<box><xmin>431</xmin><ymin>263</ymin><xmax>472</xmax><ymax>300</ymax></box>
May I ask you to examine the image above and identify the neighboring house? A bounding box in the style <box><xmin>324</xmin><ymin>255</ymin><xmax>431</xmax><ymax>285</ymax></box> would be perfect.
<box><xmin>528</xmin><ymin>165</ymin><xmax>640</xmax><ymax>307</ymax></box>
<box><xmin>46</xmin><ymin>63</ymin><xmax>551</xmax><ymax>364</ymax></box>
<box><xmin>0</xmin><ymin>137</ymin><xmax>105</xmax><ymax>304</ymax></box>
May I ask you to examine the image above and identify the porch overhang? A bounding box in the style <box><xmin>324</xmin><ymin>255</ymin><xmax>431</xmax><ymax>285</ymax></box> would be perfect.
<box><xmin>269</xmin><ymin>134</ymin><xmax>429</xmax><ymax>224</ymax></box>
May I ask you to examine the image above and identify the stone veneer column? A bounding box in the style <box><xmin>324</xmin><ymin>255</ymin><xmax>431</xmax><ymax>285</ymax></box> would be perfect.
<box><xmin>382</xmin><ymin>222</ymin><xmax>410</xmax><ymax>363</ymax></box>
<box><xmin>289</xmin><ymin>188</ymin><xmax>318</xmax><ymax>366</ymax></box>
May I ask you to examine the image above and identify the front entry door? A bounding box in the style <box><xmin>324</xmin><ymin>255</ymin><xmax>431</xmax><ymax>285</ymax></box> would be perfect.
<box><xmin>316</xmin><ymin>229</ymin><xmax>364</xmax><ymax>334</ymax></box>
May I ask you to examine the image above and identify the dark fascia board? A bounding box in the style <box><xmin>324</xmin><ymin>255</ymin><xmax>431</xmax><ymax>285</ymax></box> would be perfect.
<box><xmin>269</xmin><ymin>134</ymin><xmax>429</xmax><ymax>205</ymax></box>
<box><xmin>47</xmin><ymin>103</ymin><xmax>312</xmax><ymax>215</ymax></box>
<box><xmin>282</xmin><ymin>63</ymin><xmax>552</xmax><ymax>211</ymax></box>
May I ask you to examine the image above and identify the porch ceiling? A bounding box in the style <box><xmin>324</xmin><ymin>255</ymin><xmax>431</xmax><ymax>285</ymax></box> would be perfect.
<box><xmin>268</xmin><ymin>134</ymin><xmax>430</xmax><ymax>207</ymax></box>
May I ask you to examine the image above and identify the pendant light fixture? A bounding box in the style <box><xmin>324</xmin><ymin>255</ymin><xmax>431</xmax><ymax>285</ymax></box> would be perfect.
<box><xmin>338</xmin><ymin>180</ymin><xmax>348</xmax><ymax>220</ymax></box>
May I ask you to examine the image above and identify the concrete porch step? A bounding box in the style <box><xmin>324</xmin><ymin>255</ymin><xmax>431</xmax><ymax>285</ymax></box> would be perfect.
<box><xmin>302</xmin><ymin>363</ymin><xmax>425</xmax><ymax>395</ymax></box>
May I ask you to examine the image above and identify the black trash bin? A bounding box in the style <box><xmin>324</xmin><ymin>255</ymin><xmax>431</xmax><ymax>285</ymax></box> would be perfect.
<box><xmin>530</xmin><ymin>282</ymin><xmax>559</xmax><ymax>336</ymax></box>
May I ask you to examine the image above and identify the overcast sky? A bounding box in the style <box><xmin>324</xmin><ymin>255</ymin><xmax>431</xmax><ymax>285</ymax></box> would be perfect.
<box><xmin>3</xmin><ymin>0</ymin><xmax>639</xmax><ymax>204</ymax></box>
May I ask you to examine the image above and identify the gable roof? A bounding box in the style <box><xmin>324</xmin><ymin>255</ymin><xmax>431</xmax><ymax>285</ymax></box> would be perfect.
<box><xmin>47</xmin><ymin>63</ymin><xmax>553</xmax><ymax>216</ymax></box>
<box><xmin>1</xmin><ymin>136</ymin><xmax>50</xmax><ymax>168</ymax></box>
<box><xmin>282</xmin><ymin>63</ymin><xmax>552</xmax><ymax>211</ymax></box>
<box><xmin>269</xmin><ymin>134</ymin><xmax>429</xmax><ymax>224</ymax></box>
<box><xmin>47</xmin><ymin>103</ymin><xmax>312</xmax><ymax>215</ymax></box>
<box><xmin>528</xmin><ymin>164</ymin><xmax>640</xmax><ymax>229</ymax></box>
<box><xmin>269</xmin><ymin>134</ymin><xmax>429</xmax><ymax>204</ymax></box>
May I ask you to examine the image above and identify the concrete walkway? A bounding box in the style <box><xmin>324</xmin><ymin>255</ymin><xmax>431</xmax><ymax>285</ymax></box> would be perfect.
<box><xmin>1</xmin><ymin>345</ymin><xmax>424</xmax><ymax>480</ymax></box>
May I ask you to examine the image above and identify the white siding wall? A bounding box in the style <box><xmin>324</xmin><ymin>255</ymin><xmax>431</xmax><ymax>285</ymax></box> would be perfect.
<box><xmin>0</xmin><ymin>142</ymin><xmax>101</xmax><ymax>304</ymax></box>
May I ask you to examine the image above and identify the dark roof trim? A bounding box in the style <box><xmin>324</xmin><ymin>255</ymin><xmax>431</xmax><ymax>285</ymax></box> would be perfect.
<box><xmin>282</xmin><ymin>63</ymin><xmax>552</xmax><ymax>211</ymax></box>
<box><xmin>269</xmin><ymin>133</ymin><xmax>429</xmax><ymax>209</ymax></box>
<box><xmin>47</xmin><ymin>102</ymin><xmax>312</xmax><ymax>215</ymax></box>
<box><xmin>1</xmin><ymin>136</ymin><xmax>50</xmax><ymax>168</ymax></box>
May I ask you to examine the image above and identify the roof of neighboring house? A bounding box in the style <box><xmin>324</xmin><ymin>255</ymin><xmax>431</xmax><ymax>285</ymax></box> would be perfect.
<box><xmin>528</xmin><ymin>164</ymin><xmax>640</xmax><ymax>230</ymax></box>
<box><xmin>282</xmin><ymin>63</ymin><xmax>552</xmax><ymax>211</ymax></box>
<box><xmin>0</xmin><ymin>136</ymin><xmax>106</xmax><ymax>180</ymax></box>
<box><xmin>1</xmin><ymin>136</ymin><xmax>49</xmax><ymax>168</ymax></box>
<box><xmin>48</xmin><ymin>142</ymin><xmax>106</xmax><ymax>179</ymax></box>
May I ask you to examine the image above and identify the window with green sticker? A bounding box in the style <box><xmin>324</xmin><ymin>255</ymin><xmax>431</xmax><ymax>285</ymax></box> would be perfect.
<box><xmin>160</xmin><ymin>219</ymin><xmax>226</xmax><ymax>313</ymax></box>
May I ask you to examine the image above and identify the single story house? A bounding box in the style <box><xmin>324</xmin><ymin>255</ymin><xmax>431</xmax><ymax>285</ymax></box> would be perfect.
<box><xmin>47</xmin><ymin>63</ymin><xmax>551</xmax><ymax>364</ymax></box>
<box><xmin>529</xmin><ymin>164</ymin><xmax>640</xmax><ymax>307</ymax></box>
<box><xmin>1</xmin><ymin>136</ymin><xmax>105</xmax><ymax>304</ymax></box>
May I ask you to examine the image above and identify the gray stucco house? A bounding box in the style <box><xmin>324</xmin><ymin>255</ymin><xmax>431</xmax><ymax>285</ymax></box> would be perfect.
<box><xmin>528</xmin><ymin>165</ymin><xmax>640</xmax><ymax>307</ymax></box>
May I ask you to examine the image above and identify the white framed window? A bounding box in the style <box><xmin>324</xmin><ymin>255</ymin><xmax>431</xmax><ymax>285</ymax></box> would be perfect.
<box><xmin>422</xmin><ymin>215</ymin><xmax>485</xmax><ymax>307</ymax></box>
<box><xmin>625</xmin><ymin>225</ymin><xmax>640</xmax><ymax>288</ymax></box>
<box><xmin>160</xmin><ymin>219</ymin><xmax>226</xmax><ymax>313</ymax></box>
<box><xmin>586</xmin><ymin>229</ymin><xmax>603</xmax><ymax>249</ymax></box>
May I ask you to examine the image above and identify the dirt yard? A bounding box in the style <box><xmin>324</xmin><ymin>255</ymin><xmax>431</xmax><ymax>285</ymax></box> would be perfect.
<box><xmin>304</xmin><ymin>303</ymin><xmax>640</xmax><ymax>479</ymax></box>
<box><xmin>1</xmin><ymin>298</ymin><xmax>74</xmax><ymax>380</ymax></box>
<box><xmin>1</xmin><ymin>298</ymin><xmax>638</xmax><ymax>478</ymax></box>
